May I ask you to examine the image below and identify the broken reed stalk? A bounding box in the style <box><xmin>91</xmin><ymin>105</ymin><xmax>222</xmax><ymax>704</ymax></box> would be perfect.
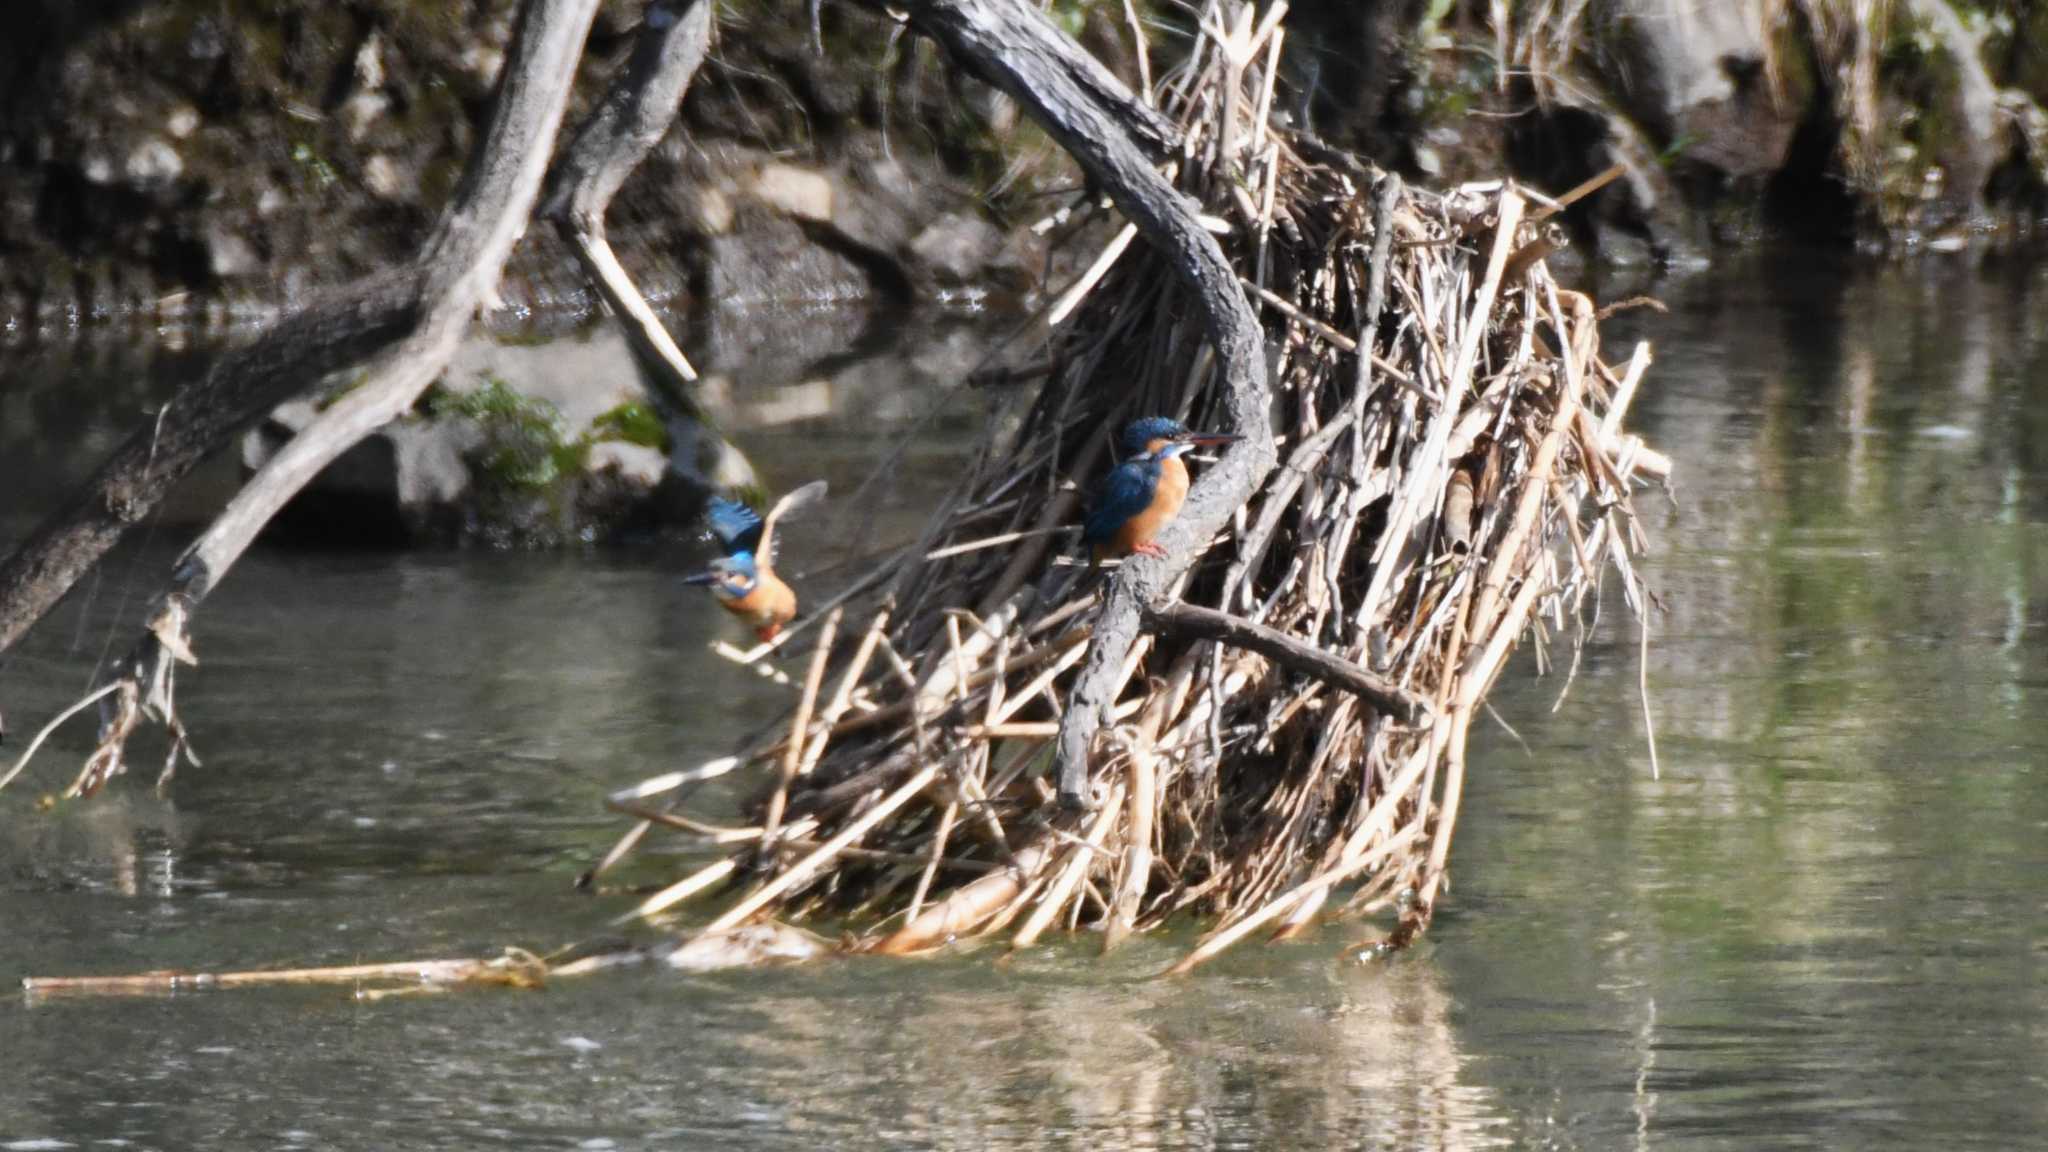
<box><xmin>600</xmin><ymin>0</ymin><xmax>1664</xmax><ymax>970</ymax></box>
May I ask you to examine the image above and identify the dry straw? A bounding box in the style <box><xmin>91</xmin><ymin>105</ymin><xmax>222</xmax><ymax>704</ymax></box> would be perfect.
<box><xmin>596</xmin><ymin>4</ymin><xmax>1668</xmax><ymax>971</ymax></box>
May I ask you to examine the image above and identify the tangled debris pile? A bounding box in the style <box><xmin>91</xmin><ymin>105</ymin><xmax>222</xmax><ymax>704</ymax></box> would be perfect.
<box><xmin>598</xmin><ymin>6</ymin><xmax>1669</xmax><ymax>971</ymax></box>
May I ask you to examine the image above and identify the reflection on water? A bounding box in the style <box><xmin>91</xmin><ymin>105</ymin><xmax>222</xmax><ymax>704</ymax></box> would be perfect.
<box><xmin>5</xmin><ymin>259</ymin><xmax>2048</xmax><ymax>1149</ymax></box>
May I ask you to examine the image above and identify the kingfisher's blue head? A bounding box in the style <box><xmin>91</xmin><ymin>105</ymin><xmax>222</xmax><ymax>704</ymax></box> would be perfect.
<box><xmin>685</xmin><ymin>551</ymin><xmax>759</xmax><ymax>600</ymax></box>
<box><xmin>1120</xmin><ymin>416</ymin><xmax>1239</xmax><ymax>456</ymax></box>
<box><xmin>1121</xmin><ymin>417</ymin><xmax>1190</xmax><ymax>455</ymax></box>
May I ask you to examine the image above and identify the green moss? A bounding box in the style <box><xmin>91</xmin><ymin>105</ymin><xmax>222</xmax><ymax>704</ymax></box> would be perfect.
<box><xmin>290</xmin><ymin>141</ymin><xmax>339</xmax><ymax>190</ymax></box>
<box><xmin>432</xmin><ymin>376</ymin><xmax>587</xmax><ymax>492</ymax></box>
<box><xmin>1657</xmin><ymin>134</ymin><xmax>1696</xmax><ymax>169</ymax></box>
<box><xmin>1868</xmin><ymin>5</ymin><xmax>1973</xmax><ymax>227</ymax></box>
<box><xmin>1048</xmin><ymin>0</ymin><xmax>1092</xmax><ymax>39</ymax></box>
<box><xmin>589</xmin><ymin>401</ymin><xmax>671</xmax><ymax>451</ymax></box>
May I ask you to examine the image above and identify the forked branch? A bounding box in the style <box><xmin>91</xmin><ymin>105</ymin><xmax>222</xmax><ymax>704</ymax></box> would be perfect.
<box><xmin>539</xmin><ymin>0</ymin><xmax>756</xmax><ymax>490</ymax></box>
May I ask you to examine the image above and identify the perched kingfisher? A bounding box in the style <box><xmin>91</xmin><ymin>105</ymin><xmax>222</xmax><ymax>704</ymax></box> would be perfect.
<box><xmin>684</xmin><ymin>481</ymin><xmax>827</xmax><ymax>642</ymax></box>
<box><xmin>1082</xmin><ymin>417</ymin><xmax>1238</xmax><ymax>565</ymax></box>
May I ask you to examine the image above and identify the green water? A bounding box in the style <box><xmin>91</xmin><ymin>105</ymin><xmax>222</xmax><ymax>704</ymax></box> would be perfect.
<box><xmin>3</xmin><ymin>260</ymin><xmax>2047</xmax><ymax>1150</ymax></box>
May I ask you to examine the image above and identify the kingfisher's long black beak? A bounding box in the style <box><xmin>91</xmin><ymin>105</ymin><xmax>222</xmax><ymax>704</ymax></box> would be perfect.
<box><xmin>682</xmin><ymin>571</ymin><xmax>719</xmax><ymax>586</ymax></box>
<box><xmin>1182</xmin><ymin>431</ymin><xmax>1239</xmax><ymax>447</ymax></box>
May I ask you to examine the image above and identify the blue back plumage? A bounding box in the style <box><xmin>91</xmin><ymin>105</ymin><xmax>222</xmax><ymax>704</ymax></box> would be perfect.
<box><xmin>1120</xmin><ymin>417</ymin><xmax>1189</xmax><ymax>455</ymax></box>
<box><xmin>1084</xmin><ymin>453</ymin><xmax>1163</xmax><ymax>543</ymax></box>
<box><xmin>705</xmin><ymin>497</ymin><xmax>764</xmax><ymax>556</ymax></box>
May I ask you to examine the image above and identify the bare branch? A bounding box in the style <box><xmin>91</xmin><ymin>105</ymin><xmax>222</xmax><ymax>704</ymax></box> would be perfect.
<box><xmin>1142</xmin><ymin>602</ymin><xmax>1432</xmax><ymax>725</ymax></box>
<box><xmin>537</xmin><ymin>0</ymin><xmax>758</xmax><ymax>491</ymax></box>
<box><xmin>0</xmin><ymin>271</ymin><xmax>422</xmax><ymax>656</ymax></box>
<box><xmin>26</xmin><ymin>0</ymin><xmax>605</xmax><ymax>797</ymax></box>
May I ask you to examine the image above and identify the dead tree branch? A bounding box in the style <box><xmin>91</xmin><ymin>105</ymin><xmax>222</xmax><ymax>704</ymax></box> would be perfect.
<box><xmin>0</xmin><ymin>274</ymin><xmax>421</xmax><ymax>656</ymax></box>
<box><xmin>1142</xmin><ymin>603</ymin><xmax>1432</xmax><ymax>725</ymax></box>
<box><xmin>17</xmin><ymin>0</ymin><xmax>604</xmax><ymax>797</ymax></box>
<box><xmin>589</xmin><ymin>6</ymin><xmax>1662</xmax><ymax>962</ymax></box>
<box><xmin>538</xmin><ymin>0</ymin><xmax>755</xmax><ymax>490</ymax></box>
<box><xmin>0</xmin><ymin>0</ymin><xmax>605</xmax><ymax>661</ymax></box>
<box><xmin>873</xmin><ymin>0</ymin><xmax>1276</xmax><ymax>809</ymax></box>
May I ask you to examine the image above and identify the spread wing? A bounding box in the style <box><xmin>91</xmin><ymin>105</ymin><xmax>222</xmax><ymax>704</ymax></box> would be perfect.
<box><xmin>1083</xmin><ymin>459</ymin><xmax>1156</xmax><ymax>544</ymax></box>
<box><xmin>706</xmin><ymin>497</ymin><xmax>765</xmax><ymax>556</ymax></box>
<box><xmin>758</xmin><ymin>479</ymin><xmax>829</xmax><ymax>563</ymax></box>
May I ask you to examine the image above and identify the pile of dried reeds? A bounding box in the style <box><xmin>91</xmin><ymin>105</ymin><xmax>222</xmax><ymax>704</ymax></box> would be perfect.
<box><xmin>594</xmin><ymin>7</ymin><xmax>1669</xmax><ymax>971</ymax></box>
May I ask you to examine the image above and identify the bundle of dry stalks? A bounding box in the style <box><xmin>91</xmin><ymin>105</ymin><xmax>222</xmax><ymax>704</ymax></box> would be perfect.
<box><xmin>597</xmin><ymin>6</ymin><xmax>1668</xmax><ymax>971</ymax></box>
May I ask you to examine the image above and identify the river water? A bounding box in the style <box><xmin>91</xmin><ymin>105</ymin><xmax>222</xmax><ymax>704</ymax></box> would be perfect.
<box><xmin>3</xmin><ymin>259</ymin><xmax>2046</xmax><ymax>1150</ymax></box>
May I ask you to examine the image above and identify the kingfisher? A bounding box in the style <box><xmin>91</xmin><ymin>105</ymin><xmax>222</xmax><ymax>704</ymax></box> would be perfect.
<box><xmin>1082</xmin><ymin>417</ymin><xmax>1238</xmax><ymax>565</ymax></box>
<box><xmin>684</xmin><ymin>481</ymin><xmax>826</xmax><ymax>642</ymax></box>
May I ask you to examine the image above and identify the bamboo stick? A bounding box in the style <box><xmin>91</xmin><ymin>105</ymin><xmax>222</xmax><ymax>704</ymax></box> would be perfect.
<box><xmin>23</xmin><ymin>956</ymin><xmax>516</xmax><ymax>996</ymax></box>
<box><xmin>870</xmin><ymin>842</ymin><xmax>1054</xmax><ymax>955</ymax></box>
<box><xmin>1103</xmin><ymin>738</ymin><xmax>1158</xmax><ymax>951</ymax></box>
<box><xmin>1162</xmin><ymin>820</ymin><xmax>1424</xmax><ymax>976</ymax></box>
<box><xmin>624</xmin><ymin>857</ymin><xmax>739</xmax><ymax>923</ymax></box>
<box><xmin>763</xmin><ymin>607</ymin><xmax>841</xmax><ymax>844</ymax></box>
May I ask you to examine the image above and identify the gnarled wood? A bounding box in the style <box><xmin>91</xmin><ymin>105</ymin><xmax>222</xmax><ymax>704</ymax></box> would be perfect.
<box><xmin>871</xmin><ymin>0</ymin><xmax>1276</xmax><ymax>809</ymax></box>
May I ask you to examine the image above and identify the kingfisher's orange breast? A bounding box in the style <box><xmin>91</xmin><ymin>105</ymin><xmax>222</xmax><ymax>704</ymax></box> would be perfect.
<box><xmin>720</xmin><ymin>569</ymin><xmax>798</xmax><ymax>638</ymax></box>
<box><xmin>1102</xmin><ymin>454</ymin><xmax>1188</xmax><ymax>558</ymax></box>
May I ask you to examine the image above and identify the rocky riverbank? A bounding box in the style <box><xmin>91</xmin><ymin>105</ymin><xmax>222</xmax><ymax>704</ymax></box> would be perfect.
<box><xmin>1289</xmin><ymin>0</ymin><xmax>2048</xmax><ymax>261</ymax></box>
<box><xmin>0</xmin><ymin>0</ymin><xmax>1067</xmax><ymax>332</ymax></box>
<box><xmin>5</xmin><ymin>1</ymin><xmax>2046</xmax><ymax>333</ymax></box>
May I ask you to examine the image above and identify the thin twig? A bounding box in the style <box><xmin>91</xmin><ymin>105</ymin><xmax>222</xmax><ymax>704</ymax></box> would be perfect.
<box><xmin>0</xmin><ymin>681</ymin><xmax>119</xmax><ymax>794</ymax></box>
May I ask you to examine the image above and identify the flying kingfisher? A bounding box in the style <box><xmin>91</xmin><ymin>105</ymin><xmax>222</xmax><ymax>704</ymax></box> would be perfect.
<box><xmin>684</xmin><ymin>481</ymin><xmax>827</xmax><ymax>642</ymax></box>
<box><xmin>1082</xmin><ymin>417</ymin><xmax>1237</xmax><ymax>565</ymax></box>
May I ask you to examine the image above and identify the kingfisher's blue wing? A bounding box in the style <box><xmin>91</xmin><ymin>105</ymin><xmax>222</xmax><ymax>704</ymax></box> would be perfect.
<box><xmin>1083</xmin><ymin>459</ymin><xmax>1158</xmax><ymax>544</ymax></box>
<box><xmin>706</xmin><ymin>497</ymin><xmax>765</xmax><ymax>555</ymax></box>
